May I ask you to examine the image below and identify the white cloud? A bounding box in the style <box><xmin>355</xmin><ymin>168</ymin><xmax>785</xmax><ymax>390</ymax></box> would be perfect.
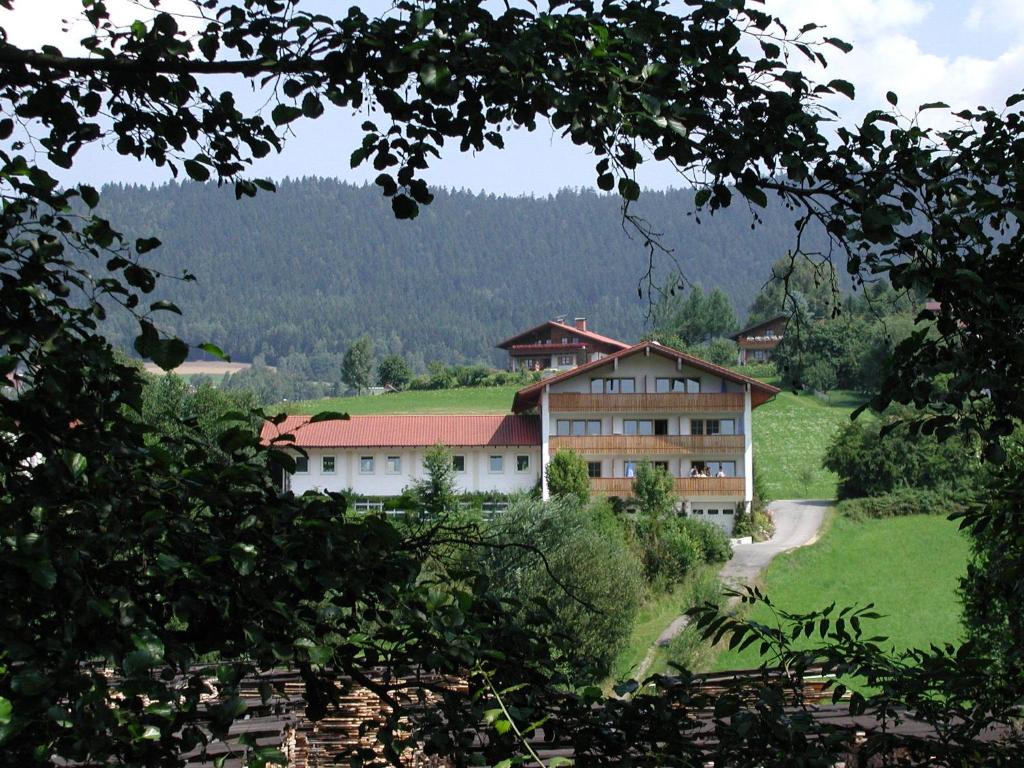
<box><xmin>965</xmin><ymin>0</ymin><xmax>1024</xmax><ymax>35</ymax></box>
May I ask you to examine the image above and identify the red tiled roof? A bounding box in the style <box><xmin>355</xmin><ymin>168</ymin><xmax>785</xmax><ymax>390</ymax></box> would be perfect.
<box><xmin>511</xmin><ymin>341</ymin><xmax>781</xmax><ymax>412</ymax></box>
<box><xmin>261</xmin><ymin>414</ymin><xmax>540</xmax><ymax>448</ymax></box>
<box><xmin>496</xmin><ymin>320</ymin><xmax>630</xmax><ymax>351</ymax></box>
<box><xmin>729</xmin><ymin>315</ymin><xmax>788</xmax><ymax>341</ymax></box>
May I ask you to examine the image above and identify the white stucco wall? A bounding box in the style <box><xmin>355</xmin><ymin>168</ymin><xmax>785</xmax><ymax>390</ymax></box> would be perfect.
<box><xmin>285</xmin><ymin>447</ymin><xmax>540</xmax><ymax>496</ymax></box>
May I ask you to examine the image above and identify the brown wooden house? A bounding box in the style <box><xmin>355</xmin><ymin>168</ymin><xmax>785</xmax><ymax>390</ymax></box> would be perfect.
<box><xmin>729</xmin><ymin>315</ymin><xmax>787</xmax><ymax>365</ymax></box>
<box><xmin>496</xmin><ymin>317</ymin><xmax>629</xmax><ymax>372</ymax></box>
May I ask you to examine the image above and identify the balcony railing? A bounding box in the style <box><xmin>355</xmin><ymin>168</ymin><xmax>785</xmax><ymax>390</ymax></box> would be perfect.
<box><xmin>548</xmin><ymin>392</ymin><xmax>743</xmax><ymax>413</ymax></box>
<box><xmin>589</xmin><ymin>477</ymin><xmax>746</xmax><ymax>496</ymax></box>
<box><xmin>549</xmin><ymin>434</ymin><xmax>744</xmax><ymax>455</ymax></box>
<box><xmin>738</xmin><ymin>337</ymin><xmax>782</xmax><ymax>349</ymax></box>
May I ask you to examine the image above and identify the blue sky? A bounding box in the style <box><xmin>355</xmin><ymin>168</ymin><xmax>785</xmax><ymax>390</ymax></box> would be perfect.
<box><xmin>5</xmin><ymin>0</ymin><xmax>1023</xmax><ymax>195</ymax></box>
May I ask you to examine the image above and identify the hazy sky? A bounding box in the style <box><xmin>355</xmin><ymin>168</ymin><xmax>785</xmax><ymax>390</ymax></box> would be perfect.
<box><xmin>5</xmin><ymin>0</ymin><xmax>1024</xmax><ymax>194</ymax></box>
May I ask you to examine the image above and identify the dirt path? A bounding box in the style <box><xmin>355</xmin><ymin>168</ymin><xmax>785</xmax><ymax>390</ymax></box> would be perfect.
<box><xmin>630</xmin><ymin>500</ymin><xmax>830</xmax><ymax>682</ymax></box>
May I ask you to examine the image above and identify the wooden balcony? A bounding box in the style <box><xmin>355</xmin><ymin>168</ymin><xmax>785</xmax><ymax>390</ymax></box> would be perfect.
<box><xmin>589</xmin><ymin>477</ymin><xmax>746</xmax><ymax>496</ymax></box>
<box><xmin>548</xmin><ymin>392</ymin><xmax>744</xmax><ymax>413</ymax></box>
<box><xmin>738</xmin><ymin>338</ymin><xmax>782</xmax><ymax>349</ymax></box>
<box><xmin>549</xmin><ymin>434</ymin><xmax>744</xmax><ymax>456</ymax></box>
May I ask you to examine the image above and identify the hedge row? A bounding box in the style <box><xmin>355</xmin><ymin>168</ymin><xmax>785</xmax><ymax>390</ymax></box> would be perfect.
<box><xmin>837</xmin><ymin>487</ymin><xmax>974</xmax><ymax>521</ymax></box>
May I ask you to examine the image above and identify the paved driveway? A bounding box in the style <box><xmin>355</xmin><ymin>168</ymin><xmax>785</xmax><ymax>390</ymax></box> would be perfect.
<box><xmin>720</xmin><ymin>499</ymin><xmax>831</xmax><ymax>587</ymax></box>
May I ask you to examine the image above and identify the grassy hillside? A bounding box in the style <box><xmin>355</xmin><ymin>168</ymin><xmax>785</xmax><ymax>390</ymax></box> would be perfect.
<box><xmin>280</xmin><ymin>385</ymin><xmax>518</xmax><ymax>415</ymax></box>
<box><xmin>752</xmin><ymin>386</ymin><xmax>865</xmax><ymax>500</ymax></box>
<box><xmin>711</xmin><ymin>514</ymin><xmax>970</xmax><ymax>671</ymax></box>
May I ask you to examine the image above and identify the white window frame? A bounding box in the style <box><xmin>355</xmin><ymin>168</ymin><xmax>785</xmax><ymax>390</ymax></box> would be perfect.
<box><xmin>587</xmin><ymin>461</ymin><xmax>602</xmax><ymax>478</ymax></box>
<box><xmin>556</xmin><ymin>419</ymin><xmax>571</xmax><ymax>436</ymax></box>
<box><xmin>359</xmin><ymin>456</ymin><xmax>375</xmax><ymax>474</ymax></box>
<box><xmin>386</xmin><ymin>456</ymin><xmax>401</xmax><ymax>475</ymax></box>
<box><xmin>515</xmin><ymin>455</ymin><xmax>530</xmax><ymax>473</ymax></box>
<box><xmin>452</xmin><ymin>454</ymin><xmax>466</xmax><ymax>473</ymax></box>
<box><xmin>321</xmin><ymin>455</ymin><xmax>336</xmax><ymax>474</ymax></box>
<box><xmin>489</xmin><ymin>455</ymin><xmax>504</xmax><ymax>473</ymax></box>
<box><xmin>294</xmin><ymin>455</ymin><xmax>309</xmax><ymax>474</ymax></box>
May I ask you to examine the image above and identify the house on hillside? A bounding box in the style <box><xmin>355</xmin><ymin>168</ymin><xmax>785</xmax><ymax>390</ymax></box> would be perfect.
<box><xmin>729</xmin><ymin>315</ymin><xmax>787</xmax><ymax>365</ymax></box>
<box><xmin>262</xmin><ymin>341</ymin><xmax>780</xmax><ymax>533</ymax></box>
<box><xmin>496</xmin><ymin>316</ymin><xmax>629</xmax><ymax>372</ymax></box>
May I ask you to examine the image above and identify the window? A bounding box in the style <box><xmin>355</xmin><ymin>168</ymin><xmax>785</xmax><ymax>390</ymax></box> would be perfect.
<box><xmin>516</xmin><ymin>455</ymin><xmax>530</xmax><ymax>472</ymax></box>
<box><xmin>655</xmin><ymin>377</ymin><xmax>688</xmax><ymax>393</ymax></box>
<box><xmin>452</xmin><ymin>455</ymin><xmax>466</xmax><ymax>473</ymax></box>
<box><xmin>359</xmin><ymin>456</ymin><xmax>374</xmax><ymax>474</ymax></box>
<box><xmin>624</xmin><ymin>461</ymin><xmax>637</xmax><ymax>478</ymax></box>
<box><xmin>685</xmin><ymin>377</ymin><xmax>701</xmax><ymax>393</ymax></box>
<box><xmin>720</xmin><ymin>419</ymin><xmax>736</xmax><ymax>435</ymax></box>
<box><xmin>623</xmin><ymin>419</ymin><xmax>637</xmax><ymax>436</ymax></box>
<box><xmin>556</xmin><ymin>419</ymin><xmax>571</xmax><ymax>436</ymax></box>
<box><xmin>708</xmin><ymin>461</ymin><xmax>737</xmax><ymax>477</ymax></box>
<box><xmin>654</xmin><ymin>419</ymin><xmax>669</xmax><ymax>436</ymax></box>
<box><xmin>591</xmin><ymin>377</ymin><xmax>636</xmax><ymax>393</ymax></box>
<box><xmin>653</xmin><ymin>461</ymin><xmax>669</xmax><ymax>472</ymax></box>
<box><xmin>386</xmin><ymin>456</ymin><xmax>401</xmax><ymax>474</ymax></box>
<box><xmin>692</xmin><ymin>508</ymin><xmax>705</xmax><ymax>516</ymax></box>
<box><xmin>765</xmin><ymin>329</ymin><xmax>777</xmax><ymax>338</ymax></box>
<box><xmin>706</xmin><ymin>419</ymin><xmax>722</xmax><ymax>435</ymax></box>
<box><xmin>322</xmin><ymin>455</ymin><xmax>336</xmax><ymax>474</ymax></box>
<box><xmin>707</xmin><ymin>508</ymin><xmax>720</xmax><ymax>515</ymax></box>
<box><xmin>571</xmin><ymin>419</ymin><xmax>586</xmax><ymax>436</ymax></box>
<box><xmin>754</xmin><ymin>349</ymin><xmax>766</xmax><ymax>361</ymax></box>
<box><xmin>587</xmin><ymin>419</ymin><xmax>602</xmax><ymax>435</ymax></box>
<box><xmin>638</xmin><ymin>419</ymin><xmax>654</xmax><ymax>436</ymax></box>
<box><xmin>489</xmin><ymin>455</ymin><xmax>504</xmax><ymax>473</ymax></box>
<box><xmin>624</xmin><ymin>419</ymin><xmax>653</xmax><ymax>435</ymax></box>
<box><xmin>691</xmin><ymin>419</ymin><xmax>705</xmax><ymax>436</ymax></box>
<box><xmin>558</xmin><ymin>355</ymin><xmax>573</xmax><ymax>366</ymax></box>
<box><xmin>689</xmin><ymin>461</ymin><xmax>708</xmax><ymax>475</ymax></box>
<box><xmin>294</xmin><ymin>455</ymin><xmax>309</xmax><ymax>473</ymax></box>
<box><xmin>587</xmin><ymin>461</ymin><xmax>602</xmax><ymax>478</ymax></box>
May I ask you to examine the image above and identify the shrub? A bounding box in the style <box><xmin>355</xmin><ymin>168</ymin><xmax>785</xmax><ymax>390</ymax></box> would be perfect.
<box><xmin>546</xmin><ymin>448</ymin><xmax>590</xmax><ymax>502</ymax></box>
<box><xmin>664</xmin><ymin>568</ymin><xmax>727</xmax><ymax>671</ymax></box>
<box><xmin>631</xmin><ymin>514</ymin><xmax>732</xmax><ymax>587</ymax></box>
<box><xmin>486</xmin><ymin>497</ymin><xmax>643</xmax><ymax>679</ymax></box>
<box><xmin>632</xmin><ymin>461</ymin><xmax>678</xmax><ymax>519</ymax></box>
<box><xmin>837</xmin><ymin>488</ymin><xmax>972</xmax><ymax>520</ymax></box>
<box><xmin>680</xmin><ymin>516</ymin><xmax>733</xmax><ymax>563</ymax></box>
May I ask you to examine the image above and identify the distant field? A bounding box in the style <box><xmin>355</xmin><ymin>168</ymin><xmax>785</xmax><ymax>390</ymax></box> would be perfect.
<box><xmin>143</xmin><ymin>360</ymin><xmax>261</xmax><ymax>377</ymax></box>
<box><xmin>753</xmin><ymin>384</ymin><xmax>866</xmax><ymax>500</ymax></box>
<box><xmin>279</xmin><ymin>385</ymin><xmax>519</xmax><ymax>415</ymax></box>
<box><xmin>711</xmin><ymin>514</ymin><xmax>970</xmax><ymax>671</ymax></box>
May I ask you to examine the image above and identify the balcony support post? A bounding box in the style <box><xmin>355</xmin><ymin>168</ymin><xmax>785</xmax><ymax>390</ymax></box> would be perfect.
<box><xmin>743</xmin><ymin>383</ymin><xmax>753</xmax><ymax>509</ymax></box>
<box><xmin>541</xmin><ymin>386</ymin><xmax>551</xmax><ymax>501</ymax></box>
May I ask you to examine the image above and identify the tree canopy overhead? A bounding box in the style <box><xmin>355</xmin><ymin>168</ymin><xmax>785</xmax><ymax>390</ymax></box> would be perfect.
<box><xmin>3</xmin><ymin>1</ymin><xmax>1024</xmax><ymax>766</ymax></box>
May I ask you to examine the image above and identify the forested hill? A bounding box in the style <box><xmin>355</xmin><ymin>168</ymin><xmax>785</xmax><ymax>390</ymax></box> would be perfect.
<box><xmin>96</xmin><ymin>179</ymin><xmax>805</xmax><ymax>367</ymax></box>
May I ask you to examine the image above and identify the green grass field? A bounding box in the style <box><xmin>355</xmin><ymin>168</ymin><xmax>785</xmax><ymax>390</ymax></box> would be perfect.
<box><xmin>711</xmin><ymin>514</ymin><xmax>970</xmax><ymax>671</ymax></box>
<box><xmin>278</xmin><ymin>385</ymin><xmax>519</xmax><ymax>415</ymax></box>
<box><xmin>753</xmin><ymin>385</ymin><xmax>865</xmax><ymax>500</ymax></box>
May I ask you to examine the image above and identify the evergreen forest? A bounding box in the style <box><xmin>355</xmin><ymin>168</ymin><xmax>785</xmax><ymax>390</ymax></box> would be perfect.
<box><xmin>94</xmin><ymin>179</ymin><xmax>814</xmax><ymax>366</ymax></box>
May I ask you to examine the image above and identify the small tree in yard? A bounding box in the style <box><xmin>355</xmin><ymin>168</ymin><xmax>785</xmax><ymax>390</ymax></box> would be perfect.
<box><xmin>546</xmin><ymin>449</ymin><xmax>590</xmax><ymax>502</ymax></box>
<box><xmin>412</xmin><ymin>444</ymin><xmax>460</xmax><ymax>517</ymax></box>
<box><xmin>632</xmin><ymin>461</ymin><xmax>677</xmax><ymax>521</ymax></box>
<box><xmin>341</xmin><ymin>335</ymin><xmax>374</xmax><ymax>394</ymax></box>
<box><xmin>378</xmin><ymin>354</ymin><xmax>412</xmax><ymax>390</ymax></box>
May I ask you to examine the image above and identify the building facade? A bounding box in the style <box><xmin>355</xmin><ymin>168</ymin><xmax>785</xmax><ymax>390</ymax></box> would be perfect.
<box><xmin>495</xmin><ymin>317</ymin><xmax>629</xmax><ymax>372</ymax></box>
<box><xmin>729</xmin><ymin>315</ymin><xmax>787</xmax><ymax>365</ymax></box>
<box><xmin>263</xmin><ymin>342</ymin><xmax>779</xmax><ymax>533</ymax></box>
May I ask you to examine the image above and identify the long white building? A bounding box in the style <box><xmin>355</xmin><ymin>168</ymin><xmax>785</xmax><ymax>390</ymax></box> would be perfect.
<box><xmin>262</xmin><ymin>341</ymin><xmax>779</xmax><ymax>532</ymax></box>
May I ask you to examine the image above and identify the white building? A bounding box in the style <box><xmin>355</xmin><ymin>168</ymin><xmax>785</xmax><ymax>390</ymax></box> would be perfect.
<box><xmin>262</xmin><ymin>341</ymin><xmax>779</xmax><ymax>533</ymax></box>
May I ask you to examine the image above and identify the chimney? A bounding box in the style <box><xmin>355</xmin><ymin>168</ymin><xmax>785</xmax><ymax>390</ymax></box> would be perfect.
<box><xmin>574</xmin><ymin>317</ymin><xmax>587</xmax><ymax>331</ymax></box>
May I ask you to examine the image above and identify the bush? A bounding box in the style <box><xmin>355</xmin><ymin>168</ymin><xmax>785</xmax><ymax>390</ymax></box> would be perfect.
<box><xmin>664</xmin><ymin>568</ymin><xmax>727</xmax><ymax>671</ymax></box>
<box><xmin>631</xmin><ymin>514</ymin><xmax>732</xmax><ymax>587</ymax></box>
<box><xmin>486</xmin><ymin>497</ymin><xmax>644</xmax><ymax>679</ymax></box>
<box><xmin>837</xmin><ymin>488</ymin><xmax>972</xmax><ymax>520</ymax></box>
<box><xmin>679</xmin><ymin>516</ymin><xmax>733</xmax><ymax>563</ymax></box>
<box><xmin>546</xmin><ymin>448</ymin><xmax>590</xmax><ymax>502</ymax></box>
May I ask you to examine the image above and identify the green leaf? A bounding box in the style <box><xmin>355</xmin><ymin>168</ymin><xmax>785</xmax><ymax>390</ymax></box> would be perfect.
<box><xmin>618</xmin><ymin>178</ymin><xmax>640</xmax><ymax>201</ymax></box>
<box><xmin>0</xmin><ymin>697</ymin><xmax>11</xmax><ymax>725</ymax></box>
<box><xmin>824</xmin><ymin>37</ymin><xmax>853</xmax><ymax>53</ymax></box>
<box><xmin>1006</xmin><ymin>92</ymin><xmax>1024</xmax><ymax>108</ymax></box>
<box><xmin>391</xmin><ymin>194</ymin><xmax>418</xmax><ymax>219</ymax></box>
<box><xmin>149</xmin><ymin>300</ymin><xmax>182</xmax><ymax>315</ymax></box>
<box><xmin>301</xmin><ymin>93</ymin><xmax>324</xmax><ymax>118</ymax></box>
<box><xmin>184</xmin><ymin>159</ymin><xmax>210</xmax><ymax>182</ymax></box>
<box><xmin>828</xmin><ymin>79</ymin><xmax>855</xmax><ymax>99</ymax></box>
<box><xmin>271</xmin><ymin>104</ymin><xmax>303</xmax><ymax>126</ymax></box>
<box><xmin>197</xmin><ymin>342</ymin><xmax>230</xmax><ymax>361</ymax></box>
<box><xmin>11</xmin><ymin>670</ymin><xmax>48</xmax><ymax>696</ymax></box>
<box><xmin>918</xmin><ymin>101</ymin><xmax>949</xmax><ymax>111</ymax></box>
<box><xmin>130</xmin><ymin>19</ymin><xmax>146</xmax><ymax>39</ymax></box>
<box><xmin>596</xmin><ymin>173</ymin><xmax>614</xmax><ymax>191</ymax></box>
<box><xmin>419</xmin><ymin>64</ymin><xmax>450</xmax><ymax>88</ymax></box>
<box><xmin>308</xmin><ymin>411</ymin><xmax>351</xmax><ymax>423</ymax></box>
<box><xmin>141</xmin><ymin>725</ymin><xmax>162</xmax><ymax>740</ymax></box>
<box><xmin>885</xmin><ymin>91</ymin><xmax>898</xmax><ymax>106</ymax></box>
<box><xmin>135</xmin><ymin>237</ymin><xmax>162</xmax><ymax>254</ymax></box>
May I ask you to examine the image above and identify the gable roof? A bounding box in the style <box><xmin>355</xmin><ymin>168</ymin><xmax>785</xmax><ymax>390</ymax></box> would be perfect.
<box><xmin>729</xmin><ymin>315</ymin><xmax>788</xmax><ymax>341</ymax></box>
<box><xmin>261</xmin><ymin>414</ymin><xmax>540</xmax><ymax>448</ymax></box>
<box><xmin>511</xmin><ymin>341</ymin><xmax>780</xmax><ymax>412</ymax></box>
<box><xmin>496</xmin><ymin>320</ymin><xmax>630</xmax><ymax>351</ymax></box>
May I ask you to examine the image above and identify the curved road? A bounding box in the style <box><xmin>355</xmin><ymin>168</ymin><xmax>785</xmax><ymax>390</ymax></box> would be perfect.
<box><xmin>651</xmin><ymin>499</ymin><xmax>829</xmax><ymax>650</ymax></box>
<box><xmin>720</xmin><ymin>499</ymin><xmax>831</xmax><ymax>588</ymax></box>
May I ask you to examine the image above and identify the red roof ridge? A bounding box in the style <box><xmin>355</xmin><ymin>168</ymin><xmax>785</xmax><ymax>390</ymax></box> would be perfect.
<box><xmin>495</xmin><ymin>319</ymin><xmax>630</xmax><ymax>350</ymax></box>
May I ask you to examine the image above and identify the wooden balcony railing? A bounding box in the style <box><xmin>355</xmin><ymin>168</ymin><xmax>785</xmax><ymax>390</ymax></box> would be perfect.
<box><xmin>593</xmin><ymin>479</ymin><xmax>745</xmax><ymax>495</ymax></box>
<box><xmin>549</xmin><ymin>434</ymin><xmax>744</xmax><ymax>456</ymax></box>
<box><xmin>548</xmin><ymin>392</ymin><xmax>743</xmax><ymax>413</ymax></box>
<box><xmin>589</xmin><ymin>477</ymin><xmax>746</xmax><ymax>496</ymax></box>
